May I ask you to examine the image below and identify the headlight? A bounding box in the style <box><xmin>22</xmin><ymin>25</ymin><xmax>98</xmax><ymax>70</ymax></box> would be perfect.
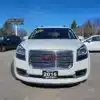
<box><xmin>77</xmin><ymin>44</ymin><xmax>88</xmax><ymax>61</ymax></box>
<box><xmin>16</xmin><ymin>44</ymin><xmax>26</xmax><ymax>60</ymax></box>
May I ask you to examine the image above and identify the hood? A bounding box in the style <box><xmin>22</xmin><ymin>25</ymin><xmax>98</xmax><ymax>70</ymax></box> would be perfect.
<box><xmin>21</xmin><ymin>39</ymin><xmax>83</xmax><ymax>51</ymax></box>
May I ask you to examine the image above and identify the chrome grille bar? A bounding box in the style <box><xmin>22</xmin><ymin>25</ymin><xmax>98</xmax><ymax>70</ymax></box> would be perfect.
<box><xmin>29</xmin><ymin>50</ymin><xmax>73</xmax><ymax>69</ymax></box>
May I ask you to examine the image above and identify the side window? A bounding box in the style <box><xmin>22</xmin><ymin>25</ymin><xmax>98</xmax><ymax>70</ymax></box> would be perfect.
<box><xmin>16</xmin><ymin>37</ymin><xmax>21</xmax><ymax>42</ymax></box>
<box><xmin>9</xmin><ymin>36</ymin><xmax>14</xmax><ymax>41</ymax></box>
<box><xmin>92</xmin><ymin>36</ymin><xmax>100</xmax><ymax>42</ymax></box>
<box><xmin>29</xmin><ymin>29</ymin><xmax>37</xmax><ymax>39</ymax></box>
<box><xmin>6</xmin><ymin>36</ymin><xmax>11</xmax><ymax>41</ymax></box>
<box><xmin>0</xmin><ymin>36</ymin><xmax>4</xmax><ymax>40</ymax></box>
<box><xmin>68</xmin><ymin>29</ymin><xmax>78</xmax><ymax>39</ymax></box>
<box><xmin>6</xmin><ymin>36</ymin><xmax>17</xmax><ymax>41</ymax></box>
<box><xmin>11</xmin><ymin>36</ymin><xmax>20</xmax><ymax>42</ymax></box>
<box><xmin>87</xmin><ymin>38</ymin><xmax>92</xmax><ymax>42</ymax></box>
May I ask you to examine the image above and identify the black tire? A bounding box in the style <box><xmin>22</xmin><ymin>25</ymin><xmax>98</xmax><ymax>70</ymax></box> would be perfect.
<box><xmin>11</xmin><ymin>60</ymin><xmax>18</xmax><ymax>80</ymax></box>
<box><xmin>0</xmin><ymin>45</ymin><xmax>6</xmax><ymax>52</ymax></box>
<box><xmin>0</xmin><ymin>46</ymin><xmax>2</xmax><ymax>52</ymax></box>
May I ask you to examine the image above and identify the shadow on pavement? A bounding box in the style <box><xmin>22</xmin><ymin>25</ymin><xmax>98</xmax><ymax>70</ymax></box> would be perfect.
<box><xmin>20</xmin><ymin>81</ymin><xmax>81</xmax><ymax>89</ymax></box>
<box><xmin>0</xmin><ymin>48</ymin><xmax>16</xmax><ymax>53</ymax></box>
<box><xmin>89</xmin><ymin>51</ymin><xmax>100</xmax><ymax>53</ymax></box>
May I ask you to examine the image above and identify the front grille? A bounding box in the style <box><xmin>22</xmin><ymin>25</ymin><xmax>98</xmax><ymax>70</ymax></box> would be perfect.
<box><xmin>57</xmin><ymin>51</ymin><xmax>73</xmax><ymax>68</ymax></box>
<box><xmin>29</xmin><ymin>50</ymin><xmax>55</xmax><ymax>68</ymax></box>
<box><xmin>29</xmin><ymin>50</ymin><xmax>73</xmax><ymax>69</ymax></box>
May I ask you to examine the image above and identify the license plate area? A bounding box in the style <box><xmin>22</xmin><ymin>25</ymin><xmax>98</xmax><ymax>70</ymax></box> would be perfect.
<box><xmin>42</xmin><ymin>70</ymin><xmax>58</xmax><ymax>79</ymax></box>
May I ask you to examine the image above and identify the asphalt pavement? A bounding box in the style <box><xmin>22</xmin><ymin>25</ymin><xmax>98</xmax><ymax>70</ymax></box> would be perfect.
<box><xmin>0</xmin><ymin>50</ymin><xmax>100</xmax><ymax>100</ymax></box>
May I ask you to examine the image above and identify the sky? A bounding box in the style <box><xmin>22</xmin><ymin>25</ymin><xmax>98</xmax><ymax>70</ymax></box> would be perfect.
<box><xmin>0</xmin><ymin>0</ymin><xmax>100</xmax><ymax>32</ymax></box>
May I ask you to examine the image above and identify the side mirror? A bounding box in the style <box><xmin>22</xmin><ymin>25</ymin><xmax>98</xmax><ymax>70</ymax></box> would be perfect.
<box><xmin>86</xmin><ymin>40</ymin><xmax>91</xmax><ymax>43</ymax></box>
<box><xmin>23</xmin><ymin>36</ymin><xmax>28</xmax><ymax>40</ymax></box>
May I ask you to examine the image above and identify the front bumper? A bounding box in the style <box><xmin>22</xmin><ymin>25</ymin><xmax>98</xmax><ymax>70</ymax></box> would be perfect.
<box><xmin>13</xmin><ymin>57</ymin><xmax>90</xmax><ymax>84</ymax></box>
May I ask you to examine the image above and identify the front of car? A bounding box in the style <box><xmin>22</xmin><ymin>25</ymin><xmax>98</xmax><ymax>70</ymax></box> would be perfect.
<box><xmin>13</xmin><ymin>26</ymin><xmax>90</xmax><ymax>85</ymax></box>
<box><xmin>0</xmin><ymin>36</ymin><xmax>6</xmax><ymax>51</ymax></box>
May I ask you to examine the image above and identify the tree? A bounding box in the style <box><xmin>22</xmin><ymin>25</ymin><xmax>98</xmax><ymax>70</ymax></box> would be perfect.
<box><xmin>71</xmin><ymin>20</ymin><xmax>77</xmax><ymax>29</ymax></box>
<box><xmin>96</xmin><ymin>30</ymin><xmax>100</xmax><ymax>35</ymax></box>
<box><xmin>0</xmin><ymin>28</ymin><xmax>7</xmax><ymax>36</ymax></box>
<box><xmin>83</xmin><ymin>20</ymin><xmax>94</xmax><ymax>37</ymax></box>
<box><xmin>74</xmin><ymin>26</ymin><xmax>83</xmax><ymax>36</ymax></box>
<box><xmin>17</xmin><ymin>28</ymin><xmax>28</xmax><ymax>39</ymax></box>
<box><xmin>3</xmin><ymin>21</ymin><xmax>14</xmax><ymax>35</ymax></box>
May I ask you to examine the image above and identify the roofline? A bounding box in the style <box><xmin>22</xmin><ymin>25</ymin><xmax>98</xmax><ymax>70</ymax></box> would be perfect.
<box><xmin>37</xmin><ymin>26</ymin><xmax>70</xmax><ymax>29</ymax></box>
<box><xmin>91</xmin><ymin>35</ymin><xmax>100</xmax><ymax>36</ymax></box>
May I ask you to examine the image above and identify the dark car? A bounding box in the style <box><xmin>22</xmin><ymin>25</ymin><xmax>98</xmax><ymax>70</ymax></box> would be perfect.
<box><xmin>0</xmin><ymin>35</ymin><xmax>22</xmax><ymax>52</ymax></box>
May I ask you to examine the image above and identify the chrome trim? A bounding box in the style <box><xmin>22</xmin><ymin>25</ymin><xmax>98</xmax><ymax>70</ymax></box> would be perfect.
<box><xmin>55</xmin><ymin>51</ymin><xmax>57</xmax><ymax>68</ymax></box>
<box><xmin>29</xmin><ymin>50</ymin><xmax>73</xmax><ymax>70</ymax></box>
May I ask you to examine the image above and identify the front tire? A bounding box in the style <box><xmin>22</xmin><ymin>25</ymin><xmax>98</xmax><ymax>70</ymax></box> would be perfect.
<box><xmin>0</xmin><ymin>46</ymin><xmax>6</xmax><ymax>52</ymax></box>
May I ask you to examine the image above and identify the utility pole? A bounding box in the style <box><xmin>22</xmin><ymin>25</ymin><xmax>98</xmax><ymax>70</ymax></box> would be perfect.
<box><xmin>15</xmin><ymin>25</ymin><xmax>18</xmax><ymax>36</ymax></box>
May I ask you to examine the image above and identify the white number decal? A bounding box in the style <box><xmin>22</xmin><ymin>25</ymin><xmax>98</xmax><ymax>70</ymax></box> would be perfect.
<box><xmin>43</xmin><ymin>71</ymin><xmax>57</xmax><ymax>78</ymax></box>
<box><xmin>43</xmin><ymin>72</ymin><xmax>47</xmax><ymax>77</ymax></box>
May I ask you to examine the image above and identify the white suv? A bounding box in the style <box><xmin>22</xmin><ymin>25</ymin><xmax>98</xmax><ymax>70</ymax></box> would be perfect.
<box><xmin>12</xmin><ymin>26</ymin><xmax>90</xmax><ymax>85</ymax></box>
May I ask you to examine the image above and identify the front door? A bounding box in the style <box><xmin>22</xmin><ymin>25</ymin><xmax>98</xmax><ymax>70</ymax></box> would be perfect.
<box><xmin>85</xmin><ymin>36</ymin><xmax>100</xmax><ymax>51</ymax></box>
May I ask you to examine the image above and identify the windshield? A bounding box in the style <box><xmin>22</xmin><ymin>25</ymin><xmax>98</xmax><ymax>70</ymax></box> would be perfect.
<box><xmin>29</xmin><ymin>28</ymin><xmax>77</xmax><ymax>39</ymax></box>
<box><xmin>0</xmin><ymin>36</ymin><xmax>4</xmax><ymax>41</ymax></box>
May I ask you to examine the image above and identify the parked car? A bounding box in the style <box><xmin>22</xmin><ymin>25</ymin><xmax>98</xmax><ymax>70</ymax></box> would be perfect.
<box><xmin>12</xmin><ymin>26</ymin><xmax>90</xmax><ymax>85</ymax></box>
<box><xmin>0</xmin><ymin>35</ymin><xmax>21</xmax><ymax>52</ymax></box>
<box><xmin>82</xmin><ymin>35</ymin><xmax>100</xmax><ymax>51</ymax></box>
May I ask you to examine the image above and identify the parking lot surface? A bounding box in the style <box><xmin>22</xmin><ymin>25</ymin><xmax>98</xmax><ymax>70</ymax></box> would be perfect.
<box><xmin>0</xmin><ymin>50</ymin><xmax>100</xmax><ymax>100</ymax></box>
